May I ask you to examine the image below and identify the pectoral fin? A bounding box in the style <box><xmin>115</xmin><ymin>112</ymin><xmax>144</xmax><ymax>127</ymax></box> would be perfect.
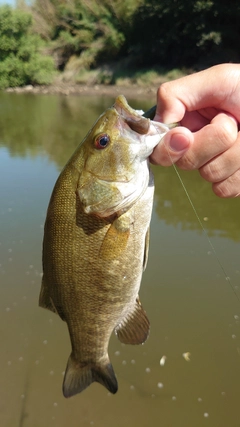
<box><xmin>99</xmin><ymin>213</ymin><xmax>132</xmax><ymax>260</ymax></box>
<box><xmin>115</xmin><ymin>298</ymin><xmax>150</xmax><ymax>345</ymax></box>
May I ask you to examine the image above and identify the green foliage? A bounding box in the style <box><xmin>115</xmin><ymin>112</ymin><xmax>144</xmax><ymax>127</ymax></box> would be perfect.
<box><xmin>29</xmin><ymin>0</ymin><xmax>240</xmax><ymax>78</ymax></box>
<box><xmin>129</xmin><ymin>0</ymin><xmax>240</xmax><ymax>68</ymax></box>
<box><xmin>0</xmin><ymin>5</ymin><xmax>56</xmax><ymax>88</ymax></box>
<box><xmin>31</xmin><ymin>0</ymin><xmax>139</xmax><ymax>72</ymax></box>
<box><xmin>2</xmin><ymin>0</ymin><xmax>240</xmax><ymax>87</ymax></box>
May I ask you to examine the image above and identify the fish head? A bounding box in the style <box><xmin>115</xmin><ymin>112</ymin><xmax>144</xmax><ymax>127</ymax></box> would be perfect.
<box><xmin>76</xmin><ymin>95</ymin><xmax>169</xmax><ymax>218</ymax></box>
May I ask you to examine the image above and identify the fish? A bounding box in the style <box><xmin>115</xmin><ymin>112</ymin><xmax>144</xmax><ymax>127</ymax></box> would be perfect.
<box><xmin>39</xmin><ymin>95</ymin><xmax>169</xmax><ymax>398</ymax></box>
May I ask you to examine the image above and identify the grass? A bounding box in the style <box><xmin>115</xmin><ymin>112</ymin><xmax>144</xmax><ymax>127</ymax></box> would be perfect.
<box><xmin>56</xmin><ymin>58</ymin><xmax>188</xmax><ymax>87</ymax></box>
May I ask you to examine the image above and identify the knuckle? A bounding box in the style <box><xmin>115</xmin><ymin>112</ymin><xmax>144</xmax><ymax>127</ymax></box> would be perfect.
<box><xmin>161</xmin><ymin>152</ymin><xmax>178</xmax><ymax>166</ymax></box>
<box><xmin>212</xmin><ymin>182</ymin><xmax>231</xmax><ymax>198</ymax></box>
<box><xmin>215</xmin><ymin>119</ymin><xmax>237</xmax><ymax>150</ymax></box>
<box><xmin>157</xmin><ymin>82</ymin><xmax>171</xmax><ymax>102</ymax></box>
<box><xmin>199</xmin><ymin>161</ymin><xmax>222</xmax><ymax>182</ymax></box>
<box><xmin>176</xmin><ymin>154</ymin><xmax>198</xmax><ymax>171</ymax></box>
<box><xmin>212</xmin><ymin>171</ymin><xmax>240</xmax><ymax>198</ymax></box>
<box><xmin>157</xmin><ymin>82</ymin><xmax>171</xmax><ymax>100</ymax></box>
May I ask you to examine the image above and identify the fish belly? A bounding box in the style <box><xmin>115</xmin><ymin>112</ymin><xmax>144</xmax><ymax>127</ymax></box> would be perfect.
<box><xmin>40</xmin><ymin>170</ymin><xmax>153</xmax><ymax>396</ymax></box>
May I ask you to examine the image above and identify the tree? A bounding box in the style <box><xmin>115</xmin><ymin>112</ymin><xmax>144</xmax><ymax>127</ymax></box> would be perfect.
<box><xmin>129</xmin><ymin>0</ymin><xmax>240</xmax><ymax>68</ymax></box>
<box><xmin>31</xmin><ymin>0</ymin><xmax>129</xmax><ymax>70</ymax></box>
<box><xmin>0</xmin><ymin>5</ymin><xmax>56</xmax><ymax>88</ymax></box>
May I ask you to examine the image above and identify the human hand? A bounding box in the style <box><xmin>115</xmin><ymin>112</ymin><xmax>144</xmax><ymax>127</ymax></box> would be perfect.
<box><xmin>150</xmin><ymin>64</ymin><xmax>240</xmax><ymax>197</ymax></box>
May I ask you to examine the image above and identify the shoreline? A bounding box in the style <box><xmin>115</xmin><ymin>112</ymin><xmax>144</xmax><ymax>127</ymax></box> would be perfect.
<box><xmin>5</xmin><ymin>83</ymin><xmax>157</xmax><ymax>99</ymax></box>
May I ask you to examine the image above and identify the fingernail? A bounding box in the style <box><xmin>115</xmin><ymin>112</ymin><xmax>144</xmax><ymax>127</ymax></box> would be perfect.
<box><xmin>169</xmin><ymin>133</ymin><xmax>190</xmax><ymax>152</ymax></box>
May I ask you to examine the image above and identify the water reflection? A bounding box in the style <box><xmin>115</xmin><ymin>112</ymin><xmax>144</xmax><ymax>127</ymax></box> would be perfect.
<box><xmin>1</xmin><ymin>92</ymin><xmax>240</xmax><ymax>427</ymax></box>
<box><xmin>0</xmin><ymin>93</ymin><xmax>152</xmax><ymax>167</ymax></box>
<box><xmin>1</xmin><ymin>92</ymin><xmax>240</xmax><ymax>240</ymax></box>
<box><xmin>153</xmin><ymin>165</ymin><xmax>240</xmax><ymax>241</ymax></box>
<box><xmin>0</xmin><ymin>93</ymin><xmax>115</xmax><ymax>164</ymax></box>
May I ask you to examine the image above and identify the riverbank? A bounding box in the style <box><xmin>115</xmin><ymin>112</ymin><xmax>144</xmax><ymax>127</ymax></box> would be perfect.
<box><xmin>5</xmin><ymin>83</ymin><xmax>158</xmax><ymax>99</ymax></box>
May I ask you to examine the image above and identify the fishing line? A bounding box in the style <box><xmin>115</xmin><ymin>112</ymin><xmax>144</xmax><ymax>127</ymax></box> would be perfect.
<box><xmin>143</xmin><ymin>104</ymin><xmax>239</xmax><ymax>300</ymax></box>
<box><xmin>166</xmin><ymin>147</ymin><xmax>240</xmax><ymax>303</ymax></box>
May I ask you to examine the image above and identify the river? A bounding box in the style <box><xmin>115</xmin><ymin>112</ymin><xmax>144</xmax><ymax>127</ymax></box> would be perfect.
<box><xmin>1</xmin><ymin>91</ymin><xmax>240</xmax><ymax>427</ymax></box>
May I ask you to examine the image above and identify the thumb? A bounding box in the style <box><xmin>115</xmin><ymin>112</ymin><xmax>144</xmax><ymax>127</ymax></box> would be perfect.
<box><xmin>150</xmin><ymin>127</ymin><xmax>192</xmax><ymax>166</ymax></box>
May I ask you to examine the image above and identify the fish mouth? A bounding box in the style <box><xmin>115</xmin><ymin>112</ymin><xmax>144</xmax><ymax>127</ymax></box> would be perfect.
<box><xmin>113</xmin><ymin>95</ymin><xmax>170</xmax><ymax>161</ymax></box>
<box><xmin>114</xmin><ymin>95</ymin><xmax>151</xmax><ymax>135</ymax></box>
<box><xmin>114</xmin><ymin>95</ymin><xmax>170</xmax><ymax>140</ymax></box>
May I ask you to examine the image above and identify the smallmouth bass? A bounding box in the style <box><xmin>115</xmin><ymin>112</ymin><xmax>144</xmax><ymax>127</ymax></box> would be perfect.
<box><xmin>39</xmin><ymin>95</ymin><xmax>169</xmax><ymax>397</ymax></box>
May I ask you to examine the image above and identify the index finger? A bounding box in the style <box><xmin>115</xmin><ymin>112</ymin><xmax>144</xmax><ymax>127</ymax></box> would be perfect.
<box><xmin>155</xmin><ymin>64</ymin><xmax>240</xmax><ymax>124</ymax></box>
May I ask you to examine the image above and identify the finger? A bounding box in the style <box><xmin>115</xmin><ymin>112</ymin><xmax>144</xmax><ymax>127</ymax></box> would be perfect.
<box><xmin>155</xmin><ymin>64</ymin><xmax>240</xmax><ymax>123</ymax></box>
<box><xmin>213</xmin><ymin>169</ymin><xmax>240</xmax><ymax>198</ymax></box>
<box><xmin>150</xmin><ymin>127</ymin><xmax>192</xmax><ymax>166</ymax></box>
<box><xmin>180</xmin><ymin>108</ymin><xmax>218</xmax><ymax>131</ymax></box>
<box><xmin>176</xmin><ymin>113</ymin><xmax>238</xmax><ymax>170</ymax></box>
<box><xmin>200</xmin><ymin>132</ymin><xmax>240</xmax><ymax>183</ymax></box>
<box><xmin>154</xmin><ymin>82</ymin><xmax>186</xmax><ymax>123</ymax></box>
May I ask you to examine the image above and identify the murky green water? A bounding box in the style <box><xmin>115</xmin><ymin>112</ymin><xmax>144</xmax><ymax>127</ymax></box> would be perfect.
<box><xmin>1</xmin><ymin>92</ymin><xmax>240</xmax><ymax>427</ymax></box>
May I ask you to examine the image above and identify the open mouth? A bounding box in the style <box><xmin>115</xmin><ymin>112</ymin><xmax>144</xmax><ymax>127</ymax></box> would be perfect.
<box><xmin>114</xmin><ymin>95</ymin><xmax>151</xmax><ymax>135</ymax></box>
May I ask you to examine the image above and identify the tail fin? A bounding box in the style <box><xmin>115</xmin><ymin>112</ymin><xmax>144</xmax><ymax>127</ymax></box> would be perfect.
<box><xmin>62</xmin><ymin>354</ymin><xmax>118</xmax><ymax>398</ymax></box>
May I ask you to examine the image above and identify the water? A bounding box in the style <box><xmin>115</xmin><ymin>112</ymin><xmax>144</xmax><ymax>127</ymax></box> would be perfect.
<box><xmin>1</xmin><ymin>92</ymin><xmax>240</xmax><ymax>427</ymax></box>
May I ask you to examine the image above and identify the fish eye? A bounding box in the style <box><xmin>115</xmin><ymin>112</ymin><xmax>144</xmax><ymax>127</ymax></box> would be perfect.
<box><xmin>94</xmin><ymin>133</ymin><xmax>110</xmax><ymax>149</ymax></box>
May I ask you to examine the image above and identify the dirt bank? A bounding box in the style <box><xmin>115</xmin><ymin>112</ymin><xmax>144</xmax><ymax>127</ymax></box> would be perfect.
<box><xmin>5</xmin><ymin>83</ymin><xmax>157</xmax><ymax>99</ymax></box>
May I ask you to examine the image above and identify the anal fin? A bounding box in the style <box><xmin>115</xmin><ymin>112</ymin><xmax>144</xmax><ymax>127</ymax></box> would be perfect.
<box><xmin>115</xmin><ymin>298</ymin><xmax>150</xmax><ymax>345</ymax></box>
